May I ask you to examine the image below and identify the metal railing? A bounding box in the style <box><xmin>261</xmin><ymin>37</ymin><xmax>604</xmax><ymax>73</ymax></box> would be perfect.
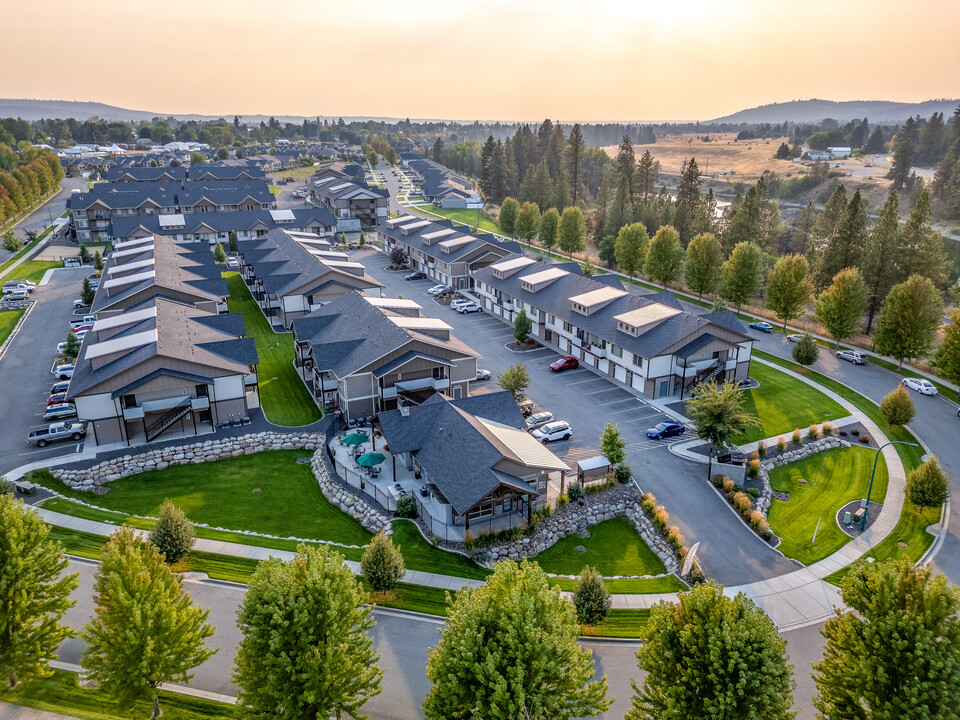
<box><xmin>145</xmin><ymin>398</ymin><xmax>192</xmax><ymax>442</ymax></box>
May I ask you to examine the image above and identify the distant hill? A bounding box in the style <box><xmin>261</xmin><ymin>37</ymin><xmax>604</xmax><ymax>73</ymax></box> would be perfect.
<box><xmin>709</xmin><ymin>99</ymin><xmax>959</xmax><ymax>125</ymax></box>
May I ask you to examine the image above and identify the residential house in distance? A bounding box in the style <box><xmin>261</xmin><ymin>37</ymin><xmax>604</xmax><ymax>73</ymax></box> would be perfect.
<box><xmin>307</xmin><ymin>173</ymin><xmax>389</xmax><ymax>230</ymax></box>
<box><xmin>236</xmin><ymin>228</ymin><xmax>383</xmax><ymax>328</ymax></box>
<box><xmin>111</xmin><ymin>206</ymin><xmax>338</xmax><ymax>247</ymax></box>
<box><xmin>378</xmin><ymin>216</ymin><xmax>521</xmax><ymax>290</ymax></box>
<box><xmin>378</xmin><ymin>391</ymin><xmax>569</xmax><ymax>537</ymax></box>
<box><xmin>472</xmin><ymin>254</ymin><xmax>754</xmax><ymax>400</ymax></box>
<box><xmin>104</xmin><ymin>165</ymin><xmax>264</xmax><ymax>182</ymax></box>
<box><xmin>406</xmin><ymin>158</ymin><xmax>482</xmax><ymax>208</ymax></box>
<box><xmin>292</xmin><ymin>291</ymin><xmax>478</xmax><ymax>417</ymax></box>
<box><xmin>67</xmin><ymin>297</ymin><xmax>259</xmax><ymax>447</ymax></box>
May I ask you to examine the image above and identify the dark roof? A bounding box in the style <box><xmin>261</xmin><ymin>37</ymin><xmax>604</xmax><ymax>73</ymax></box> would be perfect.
<box><xmin>111</xmin><ymin>207</ymin><xmax>337</xmax><ymax>240</ymax></box>
<box><xmin>378</xmin><ymin>217</ymin><xmax>516</xmax><ymax>267</ymax></box>
<box><xmin>697</xmin><ymin>310</ymin><xmax>751</xmax><ymax>336</ymax></box>
<box><xmin>371</xmin><ymin>350</ymin><xmax>456</xmax><ymax>379</ymax></box>
<box><xmin>674</xmin><ymin>333</ymin><xmax>719</xmax><ymax>359</ymax></box>
<box><xmin>68</xmin><ymin>179</ymin><xmax>273</xmax><ymax>212</ymax></box>
<box><xmin>407</xmin><ymin>159</ymin><xmax>479</xmax><ymax>202</ymax></box>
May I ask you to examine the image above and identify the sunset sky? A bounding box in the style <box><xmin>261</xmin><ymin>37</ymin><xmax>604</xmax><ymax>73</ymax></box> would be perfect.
<box><xmin>5</xmin><ymin>0</ymin><xmax>958</xmax><ymax>122</ymax></box>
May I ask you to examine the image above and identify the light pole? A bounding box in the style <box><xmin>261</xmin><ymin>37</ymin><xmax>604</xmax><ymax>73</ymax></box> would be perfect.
<box><xmin>861</xmin><ymin>440</ymin><xmax>919</xmax><ymax>531</ymax></box>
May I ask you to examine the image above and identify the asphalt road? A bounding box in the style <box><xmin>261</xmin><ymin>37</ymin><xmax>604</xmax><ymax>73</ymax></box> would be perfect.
<box><xmin>0</xmin><ymin>178</ymin><xmax>88</xmax><ymax>266</ymax></box>
<box><xmin>0</xmin><ymin>266</ymin><xmax>92</xmax><ymax>475</ymax></box>
<box><xmin>379</xmin><ymin>158</ymin><xmax>408</xmax><ymax>215</ymax></box>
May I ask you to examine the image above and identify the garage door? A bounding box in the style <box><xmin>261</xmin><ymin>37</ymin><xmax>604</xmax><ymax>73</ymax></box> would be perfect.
<box><xmin>614</xmin><ymin>365</ymin><xmax>627</xmax><ymax>383</ymax></box>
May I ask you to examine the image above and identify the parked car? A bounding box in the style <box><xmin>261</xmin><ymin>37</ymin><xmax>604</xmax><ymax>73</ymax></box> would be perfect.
<box><xmin>225</xmin><ymin>257</ymin><xmax>240</xmax><ymax>269</ymax></box>
<box><xmin>43</xmin><ymin>403</ymin><xmax>77</xmax><ymax>421</ymax></box>
<box><xmin>646</xmin><ymin>421</ymin><xmax>686</xmax><ymax>439</ymax></box>
<box><xmin>70</xmin><ymin>315</ymin><xmax>96</xmax><ymax>330</ymax></box>
<box><xmin>73</xmin><ymin>330</ymin><xmax>88</xmax><ymax>342</ymax></box>
<box><xmin>47</xmin><ymin>392</ymin><xmax>68</xmax><ymax>405</ymax></box>
<box><xmin>456</xmin><ymin>302</ymin><xmax>482</xmax><ymax>314</ymax></box>
<box><xmin>749</xmin><ymin>321</ymin><xmax>774</xmax><ymax>333</ymax></box>
<box><xmin>50</xmin><ymin>381</ymin><xmax>71</xmax><ymax>395</ymax></box>
<box><xmin>426</xmin><ymin>284</ymin><xmax>447</xmax><ymax>295</ymax></box>
<box><xmin>518</xmin><ymin>399</ymin><xmax>535</xmax><ymax>417</ymax></box>
<box><xmin>786</xmin><ymin>334</ymin><xmax>803</xmax><ymax>343</ymax></box>
<box><xmin>549</xmin><ymin>356</ymin><xmax>579</xmax><ymax>372</ymax></box>
<box><xmin>26</xmin><ymin>420</ymin><xmax>87</xmax><ymax>447</ymax></box>
<box><xmin>475</xmin><ymin>368</ymin><xmax>491</xmax><ymax>381</ymax></box>
<box><xmin>450</xmin><ymin>298</ymin><xmax>472</xmax><ymax>310</ymax></box>
<box><xmin>4</xmin><ymin>290</ymin><xmax>29</xmax><ymax>302</ymax></box>
<box><xmin>531</xmin><ymin>420</ymin><xmax>572</xmax><ymax>443</ymax></box>
<box><xmin>525</xmin><ymin>411</ymin><xmax>554</xmax><ymax>430</ymax></box>
<box><xmin>72</xmin><ymin>299</ymin><xmax>88</xmax><ymax>309</ymax></box>
<box><xmin>52</xmin><ymin>363</ymin><xmax>75</xmax><ymax>380</ymax></box>
<box><xmin>431</xmin><ymin>286</ymin><xmax>454</xmax><ymax>297</ymax></box>
<box><xmin>836</xmin><ymin>349</ymin><xmax>866</xmax><ymax>365</ymax></box>
<box><xmin>404</xmin><ymin>271</ymin><xmax>426</xmax><ymax>281</ymax></box>
<box><xmin>2</xmin><ymin>283</ymin><xmax>33</xmax><ymax>295</ymax></box>
<box><xmin>901</xmin><ymin>377</ymin><xmax>937</xmax><ymax>396</ymax></box>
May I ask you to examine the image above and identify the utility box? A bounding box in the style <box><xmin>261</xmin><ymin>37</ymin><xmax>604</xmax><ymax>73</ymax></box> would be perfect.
<box><xmin>852</xmin><ymin>508</ymin><xmax>866</xmax><ymax>525</ymax></box>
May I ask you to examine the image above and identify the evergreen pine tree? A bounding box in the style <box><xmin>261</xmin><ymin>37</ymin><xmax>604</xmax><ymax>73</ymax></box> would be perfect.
<box><xmin>817</xmin><ymin>188</ymin><xmax>866</xmax><ymax>289</ymax></box>
<box><xmin>616</xmin><ymin>135</ymin><xmax>636</xmax><ymax>198</ymax></box>
<box><xmin>897</xmin><ymin>189</ymin><xmax>948</xmax><ymax>287</ymax></box>
<box><xmin>861</xmin><ymin>189</ymin><xmax>902</xmax><ymax>333</ymax></box>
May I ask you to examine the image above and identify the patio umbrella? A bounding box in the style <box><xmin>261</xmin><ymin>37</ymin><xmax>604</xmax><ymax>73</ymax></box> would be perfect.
<box><xmin>342</xmin><ymin>432</ymin><xmax>368</xmax><ymax>446</ymax></box>
<box><xmin>357</xmin><ymin>452</ymin><xmax>386</xmax><ymax>467</ymax></box>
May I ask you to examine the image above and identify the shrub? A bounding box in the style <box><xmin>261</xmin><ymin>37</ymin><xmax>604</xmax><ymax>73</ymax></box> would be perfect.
<box><xmin>557</xmin><ymin>494</ymin><xmax>570</xmax><ymax>508</ymax></box>
<box><xmin>430</xmin><ymin>535</ymin><xmax>442</xmax><ymax>547</ymax></box>
<box><xmin>860</xmin><ymin>434</ymin><xmax>870</xmax><ymax>444</ymax></box>
<box><xmin>395</xmin><ymin>495</ymin><xmax>418</xmax><ymax>519</ymax></box>
<box><xmin>653</xmin><ymin>505</ymin><xmax>669</xmax><ymax>531</ymax></box>
<box><xmin>711</xmin><ymin>474</ymin><xmax>726</xmax><ymax>488</ymax></box>
<box><xmin>148</xmin><ymin>499</ymin><xmax>195</xmax><ymax>563</ymax></box>
<box><xmin>641</xmin><ymin>492</ymin><xmax>656</xmax><ymax>514</ymax></box>
<box><xmin>614</xmin><ymin>463</ymin><xmax>632</xmax><ymax>484</ymax></box>
<box><xmin>906</xmin><ymin>456</ymin><xmax>950</xmax><ymax>508</ymax></box>
<box><xmin>822</xmin><ymin>422</ymin><xmax>835</xmax><ymax>437</ymax></box>
<box><xmin>666</xmin><ymin>525</ymin><xmax>685</xmax><ymax>550</ymax></box>
<box><xmin>792</xmin><ymin>332</ymin><xmax>819</xmax><ymax>366</ymax></box>
<box><xmin>879</xmin><ymin>385</ymin><xmax>916</xmax><ymax>427</ymax></box>
<box><xmin>733</xmin><ymin>484</ymin><xmax>744</xmax><ymax>493</ymax></box>
<box><xmin>0</xmin><ymin>476</ymin><xmax>12</xmax><ymax>495</ymax></box>
<box><xmin>747</xmin><ymin>487</ymin><xmax>760</xmax><ymax>499</ymax></box>
<box><xmin>747</xmin><ymin>459</ymin><xmax>761</xmax><ymax>477</ymax></box>
<box><xmin>792</xmin><ymin>428</ymin><xmax>802</xmax><ymax>446</ymax></box>
<box><xmin>839</xmin><ymin>429</ymin><xmax>848</xmax><ymax>437</ymax></box>
<box><xmin>567</xmin><ymin>480</ymin><xmax>584</xmax><ymax>501</ymax></box>
<box><xmin>757</xmin><ymin>440</ymin><xmax>767</xmax><ymax>458</ymax></box>
<box><xmin>776</xmin><ymin>436</ymin><xmax>787</xmax><ymax>452</ymax></box>
<box><xmin>807</xmin><ymin>424</ymin><xmax>820</xmax><ymax>440</ymax></box>
<box><xmin>851</xmin><ymin>428</ymin><xmax>860</xmax><ymax>436</ymax></box>
<box><xmin>749</xmin><ymin>450</ymin><xmax>759</xmax><ymax>462</ymax></box>
<box><xmin>584</xmin><ymin>478</ymin><xmax>617</xmax><ymax>495</ymax></box>
<box><xmin>463</xmin><ymin>529</ymin><xmax>475</xmax><ymax>551</ymax></box>
<box><xmin>361</xmin><ymin>529</ymin><xmax>406</xmax><ymax>591</ymax></box>
<box><xmin>722</xmin><ymin>477</ymin><xmax>735</xmax><ymax>493</ymax></box>
<box><xmin>572</xmin><ymin>566</ymin><xmax>611</xmax><ymax>625</ymax></box>
<box><xmin>731</xmin><ymin>492</ymin><xmax>752</xmax><ymax>515</ymax></box>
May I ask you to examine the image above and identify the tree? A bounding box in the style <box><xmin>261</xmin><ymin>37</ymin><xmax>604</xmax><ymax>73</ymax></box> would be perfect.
<box><xmin>879</xmin><ymin>384</ymin><xmax>916</xmax><ymax>427</ymax></box>
<box><xmin>78</xmin><ymin>244</ymin><xmax>91</xmax><ymax>264</ymax></box>
<box><xmin>897</xmin><ymin>189</ymin><xmax>948</xmax><ymax>288</ymax></box>
<box><xmin>0</xmin><ymin>496</ymin><xmax>78</xmax><ymax>689</ymax></box>
<box><xmin>599</xmin><ymin>423</ymin><xmax>626</xmax><ymax>466</ymax></box>
<box><xmin>606</xmin><ymin>175</ymin><xmax>633</xmax><ymax>237</ymax></box>
<box><xmin>557</xmin><ymin>205</ymin><xmax>586</xmax><ymax>258</ymax></box>
<box><xmin>613</xmin><ymin>222</ymin><xmax>649</xmax><ymax>278</ymax></box>
<box><xmin>719</xmin><ymin>241</ymin><xmax>763</xmax><ymax>313</ymax></box>
<box><xmin>551</xmin><ymin>174</ymin><xmax>572</xmax><ymax>210</ymax></box>
<box><xmin>888</xmin><ymin>116</ymin><xmax>918</xmax><ymax>190</ymax></box>
<box><xmin>498</xmin><ymin>196</ymin><xmax>520</xmax><ymax>236</ymax></box>
<box><xmin>93</xmin><ymin>250</ymin><xmax>104</xmax><ymax>273</ymax></box>
<box><xmin>934</xmin><ymin>309</ymin><xmax>960</xmax><ymax>388</ymax></box>
<box><xmin>423</xmin><ymin>560</ymin><xmax>609</xmax><ymax>720</ymax></box>
<box><xmin>496</xmin><ymin>363</ymin><xmax>530</xmax><ymax>403</ymax></box>
<box><xmin>215</xmin><ymin>147</ymin><xmax>229</xmax><ymax>160</ymax></box>
<box><xmin>539</xmin><ymin>207</ymin><xmax>559</xmax><ymax>251</ymax></box>
<box><xmin>148</xmin><ymin>499</ymin><xmax>195</xmax><ymax>564</ymax></box>
<box><xmin>515</xmin><ymin>201</ymin><xmax>541</xmax><ymax>244</ymax></box>
<box><xmin>2</xmin><ymin>230</ymin><xmax>22</xmax><ymax>253</ymax></box>
<box><xmin>906</xmin><ymin>456</ymin><xmax>950</xmax><ymax>508</ymax></box>
<box><xmin>189</xmin><ymin>151</ymin><xmax>205</xmax><ymax>165</ymax></box>
<box><xmin>564</xmin><ymin>123</ymin><xmax>586</xmax><ymax>206</ymax></box>
<box><xmin>686</xmin><ymin>380</ymin><xmax>759</xmax><ymax>449</ymax></box>
<box><xmin>792</xmin><ymin>333</ymin><xmax>819</xmax><ymax>366</ymax></box>
<box><xmin>818</xmin><ymin>189</ymin><xmax>867</xmax><ymax>289</ymax></box>
<box><xmin>635</xmin><ymin>150</ymin><xmax>658</xmax><ymax>203</ymax></box>
<box><xmin>616</xmin><ymin>135</ymin><xmax>635</xmax><ymax>197</ymax></box>
<box><xmin>80</xmin><ymin>275</ymin><xmax>94</xmax><ymax>306</ymax></box>
<box><xmin>598</xmin><ymin>234</ymin><xmax>617</xmax><ymax>267</ymax></box>
<box><xmin>627</xmin><ymin>581</ymin><xmax>795</xmax><ymax>720</ymax></box>
<box><xmin>765</xmin><ymin>254</ymin><xmax>812</xmax><ymax>331</ymax></box>
<box><xmin>789</xmin><ymin>202</ymin><xmax>818</xmax><ymax>255</ymax></box>
<box><xmin>432</xmin><ymin>136</ymin><xmax>444</xmax><ymax>163</ymax></box>
<box><xmin>684</xmin><ymin>232</ymin><xmax>722</xmax><ymax>300</ymax></box>
<box><xmin>814</xmin><ymin>268</ymin><xmax>868</xmax><ymax>349</ymax></box>
<box><xmin>673</xmin><ymin>158</ymin><xmax>703</xmax><ymax>245</ymax></box>
<box><xmin>213</xmin><ymin>241</ymin><xmax>227</xmax><ymax>264</ymax></box>
<box><xmin>861</xmin><ymin>189</ymin><xmax>902</xmax><ymax>333</ymax></box>
<box><xmin>573</xmin><ymin>566</ymin><xmax>611</xmax><ymax>626</ymax></box>
<box><xmin>360</xmin><ymin>529</ymin><xmax>406</xmax><ymax>591</ymax></box>
<box><xmin>228</xmin><ymin>230</ymin><xmax>238</xmax><ymax>253</ymax></box>
<box><xmin>358</xmin><ymin>230</ymin><xmax>366</xmax><ymax>247</ymax></box>
<box><xmin>62</xmin><ymin>330</ymin><xmax>80</xmax><ymax>359</ymax></box>
<box><xmin>235</xmin><ymin>544</ymin><xmax>382</xmax><ymax>720</ymax></box>
<box><xmin>874</xmin><ymin>274</ymin><xmax>944</xmax><ymax>369</ymax></box>
<box><xmin>775</xmin><ymin>142</ymin><xmax>791</xmax><ymax>159</ymax></box>
<box><xmin>813</xmin><ymin>558</ymin><xmax>960</xmax><ymax>720</ymax></box>
<box><xmin>513</xmin><ymin>308</ymin><xmax>532</xmax><ymax>346</ymax></box>
<box><xmin>644</xmin><ymin>225</ymin><xmax>683</xmax><ymax>289</ymax></box>
<box><xmin>81</xmin><ymin>526</ymin><xmax>216</xmax><ymax>719</ymax></box>
<box><xmin>591</xmin><ymin>174</ymin><xmax>611</xmax><ymax>242</ymax></box>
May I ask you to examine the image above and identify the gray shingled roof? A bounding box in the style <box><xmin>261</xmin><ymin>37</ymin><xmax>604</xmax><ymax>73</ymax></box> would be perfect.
<box><xmin>111</xmin><ymin>207</ymin><xmax>337</xmax><ymax>240</ymax></box>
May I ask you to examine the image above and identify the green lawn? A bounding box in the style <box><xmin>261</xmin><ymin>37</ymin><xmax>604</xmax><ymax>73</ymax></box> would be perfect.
<box><xmin>268</xmin><ymin>185</ymin><xmax>281</xmax><ymax>195</ymax></box>
<box><xmin>223</xmin><ymin>272</ymin><xmax>322</xmax><ymax>426</ymax></box>
<box><xmin>390</xmin><ymin>520</ymin><xmax>491</xmax><ymax>580</ymax></box>
<box><xmin>0</xmin><ymin>308</ymin><xmax>24</xmax><ymax>345</ymax></box>
<box><xmin>548</xmin><ymin>575</ymin><xmax>685</xmax><ymax>594</ymax></box>
<box><xmin>533</xmin><ymin>516</ymin><xmax>668</xmax><ymax>577</ymax></box>
<box><xmin>0</xmin><ymin>670</ymin><xmax>237</xmax><ymax>720</ymax></box>
<box><xmin>411</xmin><ymin>205</ymin><xmax>503</xmax><ymax>235</ymax></box>
<box><xmin>580</xmin><ymin>609</ymin><xmax>651</xmax><ymax>638</ymax></box>
<box><xmin>36</xmin><ymin>450</ymin><xmax>371</xmax><ymax>549</ymax></box>
<box><xmin>768</xmin><ymin>446</ymin><xmax>888</xmax><ymax>566</ymax></box>
<box><xmin>4</xmin><ymin>259</ymin><xmax>62</xmax><ymax>285</ymax></box>
<box><xmin>736</xmin><ymin>361</ymin><xmax>846</xmax><ymax>443</ymax></box>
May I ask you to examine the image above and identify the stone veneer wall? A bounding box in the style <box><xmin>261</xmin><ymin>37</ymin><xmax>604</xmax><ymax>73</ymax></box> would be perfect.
<box><xmin>482</xmin><ymin>485</ymin><xmax>682</xmax><ymax>577</ymax></box>
<box><xmin>50</xmin><ymin>432</ymin><xmax>391</xmax><ymax>535</ymax></box>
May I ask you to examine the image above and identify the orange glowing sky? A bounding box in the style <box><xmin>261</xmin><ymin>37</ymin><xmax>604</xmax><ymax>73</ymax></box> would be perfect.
<box><xmin>4</xmin><ymin>0</ymin><xmax>958</xmax><ymax>121</ymax></box>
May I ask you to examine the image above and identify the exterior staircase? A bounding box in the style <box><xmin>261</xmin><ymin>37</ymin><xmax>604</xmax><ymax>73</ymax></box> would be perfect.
<box><xmin>145</xmin><ymin>398</ymin><xmax>192</xmax><ymax>442</ymax></box>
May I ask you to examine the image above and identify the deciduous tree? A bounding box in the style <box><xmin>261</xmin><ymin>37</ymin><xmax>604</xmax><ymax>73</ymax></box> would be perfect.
<box><xmin>626</xmin><ymin>581</ymin><xmax>795</xmax><ymax>720</ymax></box>
<box><xmin>557</xmin><ymin>205</ymin><xmax>586</xmax><ymax>258</ymax></box>
<box><xmin>513</xmin><ymin>308</ymin><xmax>532</xmax><ymax>346</ymax></box>
<box><xmin>684</xmin><ymin>232</ymin><xmax>722</xmax><ymax>300</ymax></box>
<box><xmin>423</xmin><ymin>560</ymin><xmax>610</xmax><ymax>720</ymax></box>
<box><xmin>814</xmin><ymin>268</ymin><xmax>868</xmax><ymax>349</ymax></box>
<box><xmin>879</xmin><ymin>385</ymin><xmax>916</xmax><ymax>427</ymax></box>
<box><xmin>874</xmin><ymin>274</ymin><xmax>944</xmax><ymax>369</ymax></box>
<box><xmin>599</xmin><ymin>423</ymin><xmax>626</xmax><ymax>467</ymax></box>
<box><xmin>686</xmin><ymin>380</ymin><xmax>759</xmax><ymax>449</ymax></box>
<box><xmin>906</xmin><ymin>456</ymin><xmax>950</xmax><ymax>508</ymax></box>
<box><xmin>539</xmin><ymin>207</ymin><xmax>559</xmax><ymax>251</ymax></box>
<box><xmin>213</xmin><ymin>241</ymin><xmax>227</xmax><ymax>264</ymax></box>
<box><xmin>719</xmin><ymin>241</ymin><xmax>763</xmax><ymax>313</ymax></box>
<box><xmin>613</xmin><ymin>222</ymin><xmax>649</xmax><ymax>278</ymax></box>
<box><xmin>765</xmin><ymin>254</ymin><xmax>812</xmax><ymax>331</ymax></box>
<box><xmin>0</xmin><ymin>496</ymin><xmax>78</xmax><ymax>689</ymax></box>
<box><xmin>813</xmin><ymin>558</ymin><xmax>960</xmax><ymax>720</ymax></box>
<box><xmin>63</xmin><ymin>330</ymin><xmax>80</xmax><ymax>359</ymax></box>
<box><xmin>81</xmin><ymin>526</ymin><xmax>216</xmax><ymax>719</ymax></box>
<box><xmin>934</xmin><ymin>309</ymin><xmax>960</xmax><ymax>388</ymax></box>
<box><xmin>148</xmin><ymin>500</ymin><xmax>195</xmax><ymax>564</ymax></box>
<box><xmin>235</xmin><ymin>544</ymin><xmax>382</xmax><ymax>720</ymax></box>
<box><xmin>496</xmin><ymin>363</ymin><xmax>530</xmax><ymax>403</ymax></box>
<box><xmin>515</xmin><ymin>201</ymin><xmax>541</xmax><ymax>244</ymax></box>
<box><xmin>644</xmin><ymin>225</ymin><xmax>683</xmax><ymax>289</ymax></box>
<box><xmin>498</xmin><ymin>196</ymin><xmax>519</xmax><ymax>236</ymax></box>
<box><xmin>361</xmin><ymin>529</ymin><xmax>406</xmax><ymax>591</ymax></box>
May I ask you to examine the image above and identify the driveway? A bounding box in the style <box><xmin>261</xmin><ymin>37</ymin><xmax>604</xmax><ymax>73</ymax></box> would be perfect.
<box><xmin>0</xmin><ymin>266</ymin><xmax>91</xmax><ymax>475</ymax></box>
<box><xmin>356</xmin><ymin>249</ymin><xmax>798</xmax><ymax>585</ymax></box>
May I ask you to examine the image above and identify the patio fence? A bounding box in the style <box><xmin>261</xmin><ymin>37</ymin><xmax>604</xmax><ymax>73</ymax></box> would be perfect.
<box><xmin>331</xmin><ymin>458</ymin><xmax>397</xmax><ymax>513</ymax></box>
<box><xmin>413</xmin><ymin>493</ymin><xmax>530</xmax><ymax>542</ymax></box>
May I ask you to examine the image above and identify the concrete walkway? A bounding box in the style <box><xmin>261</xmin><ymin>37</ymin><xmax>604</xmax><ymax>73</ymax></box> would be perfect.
<box><xmin>0</xmin><ymin>702</ymin><xmax>82</xmax><ymax>720</ymax></box>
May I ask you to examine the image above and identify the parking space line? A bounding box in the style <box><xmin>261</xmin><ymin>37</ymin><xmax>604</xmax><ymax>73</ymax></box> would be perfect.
<box><xmin>583</xmin><ymin>387</ymin><xmax>624</xmax><ymax>396</ymax></box>
<box><xmin>563</xmin><ymin>376</ymin><xmax>604</xmax><ymax>386</ymax></box>
<box><xmin>597</xmin><ymin>397</ymin><xmax>636</xmax><ymax>407</ymax></box>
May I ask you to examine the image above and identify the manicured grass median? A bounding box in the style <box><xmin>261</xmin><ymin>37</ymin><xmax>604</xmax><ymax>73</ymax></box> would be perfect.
<box><xmin>580</xmin><ymin>609</ymin><xmax>651</xmax><ymax>638</ymax></box>
<box><xmin>6</xmin><ymin>259</ymin><xmax>62</xmax><ymax>284</ymax></box>
<box><xmin>0</xmin><ymin>670</ymin><xmax>238</xmax><ymax>720</ymax></box>
<box><xmin>768</xmin><ymin>446</ymin><xmax>888</xmax><ymax>566</ymax></box>
<box><xmin>411</xmin><ymin>205</ymin><xmax>503</xmax><ymax>235</ymax></box>
<box><xmin>223</xmin><ymin>272</ymin><xmax>322</xmax><ymax>426</ymax></box>
<box><xmin>548</xmin><ymin>575</ymin><xmax>685</xmax><ymax>594</ymax></box>
<box><xmin>534</xmin><ymin>516</ymin><xmax>668</xmax><ymax>578</ymax></box>
<box><xmin>736</xmin><ymin>361</ymin><xmax>846</xmax><ymax>443</ymax></box>
<box><xmin>390</xmin><ymin>520</ymin><xmax>491</xmax><ymax>580</ymax></box>
<box><xmin>0</xmin><ymin>308</ymin><xmax>24</xmax><ymax>345</ymax></box>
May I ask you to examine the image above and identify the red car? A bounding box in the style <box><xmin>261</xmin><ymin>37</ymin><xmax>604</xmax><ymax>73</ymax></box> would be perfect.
<box><xmin>550</xmin><ymin>356</ymin><xmax>579</xmax><ymax>372</ymax></box>
<box><xmin>47</xmin><ymin>392</ymin><xmax>68</xmax><ymax>405</ymax></box>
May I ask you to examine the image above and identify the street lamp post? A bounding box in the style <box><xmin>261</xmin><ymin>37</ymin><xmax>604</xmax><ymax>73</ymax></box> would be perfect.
<box><xmin>861</xmin><ymin>440</ymin><xmax>919</xmax><ymax>531</ymax></box>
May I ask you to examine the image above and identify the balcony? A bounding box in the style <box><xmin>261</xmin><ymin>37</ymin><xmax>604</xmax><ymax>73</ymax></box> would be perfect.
<box><xmin>383</xmin><ymin>376</ymin><xmax>449</xmax><ymax>398</ymax></box>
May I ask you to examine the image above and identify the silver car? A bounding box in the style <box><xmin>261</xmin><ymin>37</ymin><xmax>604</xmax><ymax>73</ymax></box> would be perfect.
<box><xmin>836</xmin><ymin>349</ymin><xmax>866</xmax><ymax>365</ymax></box>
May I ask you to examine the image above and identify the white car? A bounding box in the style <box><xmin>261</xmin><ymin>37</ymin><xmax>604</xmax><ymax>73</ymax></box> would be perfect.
<box><xmin>901</xmin><ymin>377</ymin><xmax>937</xmax><ymax>396</ymax></box>
<box><xmin>475</xmin><ymin>368</ymin><xmax>491</xmax><ymax>381</ymax></box>
<box><xmin>450</xmin><ymin>298</ymin><xmax>472</xmax><ymax>310</ymax></box>
<box><xmin>525</xmin><ymin>411</ymin><xmax>554</xmax><ymax>430</ymax></box>
<box><xmin>73</xmin><ymin>299</ymin><xmax>88</xmax><ymax>309</ymax></box>
<box><xmin>530</xmin><ymin>420</ymin><xmax>572</xmax><ymax>443</ymax></box>
<box><xmin>52</xmin><ymin>363</ymin><xmax>76</xmax><ymax>379</ymax></box>
<box><xmin>426</xmin><ymin>284</ymin><xmax>446</xmax><ymax>295</ymax></box>
<box><xmin>225</xmin><ymin>257</ymin><xmax>240</xmax><ymax>268</ymax></box>
<box><xmin>456</xmin><ymin>302</ymin><xmax>482</xmax><ymax>313</ymax></box>
<box><xmin>786</xmin><ymin>334</ymin><xmax>803</xmax><ymax>343</ymax></box>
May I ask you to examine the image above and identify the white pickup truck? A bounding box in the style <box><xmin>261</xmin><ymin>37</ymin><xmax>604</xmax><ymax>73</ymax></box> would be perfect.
<box><xmin>26</xmin><ymin>421</ymin><xmax>87</xmax><ymax>447</ymax></box>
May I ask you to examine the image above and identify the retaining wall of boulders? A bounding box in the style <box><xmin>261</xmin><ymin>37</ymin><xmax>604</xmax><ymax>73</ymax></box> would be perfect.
<box><xmin>754</xmin><ymin>436</ymin><xmax>852</xmax><ymax>516</ymax></box>
<box><xmin>481</xmin><ymin>484</ymin><xmax>682</xmax><ymax>577</ymax></box>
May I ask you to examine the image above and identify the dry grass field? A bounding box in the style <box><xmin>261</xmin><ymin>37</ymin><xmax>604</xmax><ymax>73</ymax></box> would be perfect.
<box><xmin>603</xmin><ymin>132</ymin><xmax>800</xmax><ymax>180</ymax></box>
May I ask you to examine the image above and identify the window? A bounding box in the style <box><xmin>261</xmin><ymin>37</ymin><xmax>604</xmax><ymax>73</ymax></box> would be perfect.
<box><xmin>467</xmin><ymin>503</ymin><xmax>494</xmax><ymax>520</ymax></box>
<box><xmin>712</xmin><ymin>350</ymin><xmax>720</xmax><ymax>359</ymax></box>
<box><xmin>195</xmin><ymin>384</ymin><xmax>208</xmax><ymax>398</ymax></box>
<box><xmin>122</xmin><ymin>394</ymin><xmax>137</xmax><ymax>409</ymax></box>
<box><xmin>633</xmin><ymin>353</ymin><xmax>644</xmax><ymax>369</ymax></box>
<box><xmin>547</xmin><ymin>314</ymin><xmax>555</xmax><ymax>325</ymax></box>
<box><xmin>432</xmin><ymin>367</ymin><xmax>446</xmax><ymax>380</ymax></box>
<box><xmin>611</xmin><ymin>345</ymin><xmax>623</xmax><ymax>358</ymax></box>
<box><xmin>563</xmin><ymin>321</ymin><xmax>573</xmax><ymax>333</ymax></box>
<box><xmin>503</xmin><ymin>498</ymin><xmax>512</xmax><ymax>513</ymax></box>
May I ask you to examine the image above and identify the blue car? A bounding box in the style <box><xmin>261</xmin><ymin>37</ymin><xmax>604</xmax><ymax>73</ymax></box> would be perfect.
<box><xmin>646</xmin><ymin>421</ymin><xmax>685</xmax><ymax>439</ymax></box>
<box><xmin>749</xmin><ymin>321</ymin><xmax>774</xmax><ymax>333</ymax></box>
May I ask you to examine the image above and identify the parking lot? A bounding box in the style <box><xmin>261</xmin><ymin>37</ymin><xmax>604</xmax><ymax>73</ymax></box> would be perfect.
<box><xmin>0</xmin><ymin>266</ymin><xmax>91</xmax><ymax>475</ymax></box>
